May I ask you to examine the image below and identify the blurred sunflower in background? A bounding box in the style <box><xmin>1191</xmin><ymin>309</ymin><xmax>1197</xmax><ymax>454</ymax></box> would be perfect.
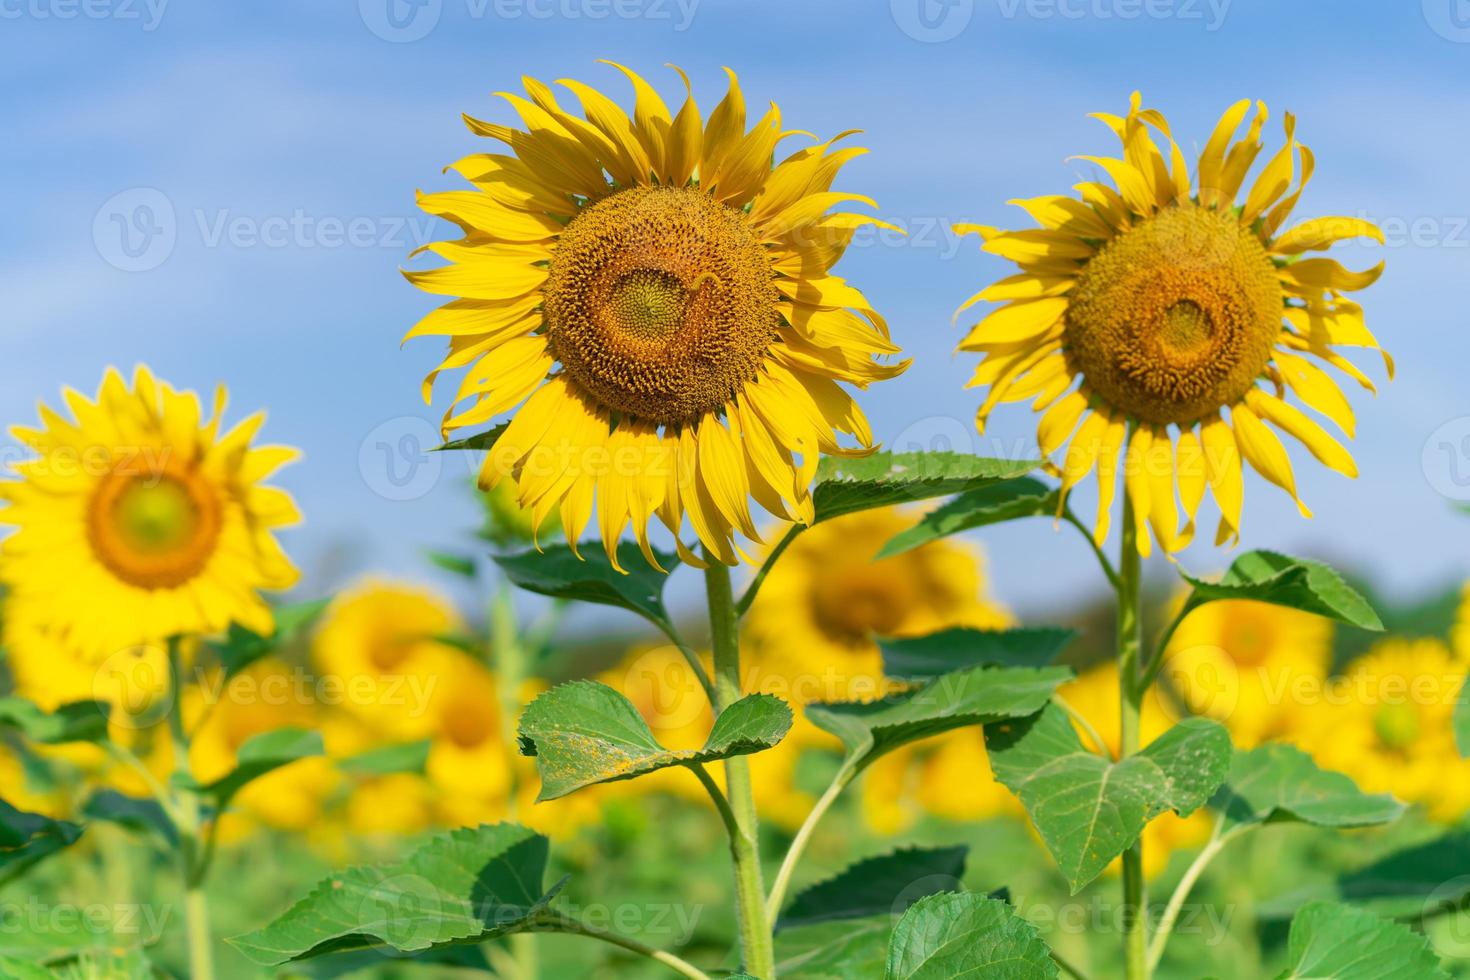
<box><xmin>185</xmin><ymin>657</ymin><xmax>348</xmax><ymax>842</ymax></box>
<box><xmin>743</xmin><ymin>507</ymin><xmax>1012</xmax><ymax>698</ymax></box>
<box><xmin>957</xmin><ymin>94</ymin><xmax>1387</xmax><ymax>555</ymax></box>
<box><xmin>0</xmin><ymin>366</ymin><xmax>300</xmax><ymax>661</ymax></box>
<box><xmin>742</xmin><ymin>506</ymin><xmax>1016</xmax><ymax>833</ymax></box>
<box><xmin>311</xmin><ymin>579</ymin><xmax>466</xmax><ymax>741</ymax></box>
<box><xmin>1160</xmin><ymin>597</ymin><xmax>1332</xmax><ymax>746</ymax></box>
<box><xmin>1452</xmin><ymin>581</ymin><xmax>1470</xmax><ymax>662</ymax></box>
<box><xmin>1295</xmin><ymin>637</ymin><xmax>1470</xmax><ymax>822</ymax></box>
<box><xmin>406</xmin><ymin>63</ymin><xmax>908</xmax><ymax>568</ymax></box>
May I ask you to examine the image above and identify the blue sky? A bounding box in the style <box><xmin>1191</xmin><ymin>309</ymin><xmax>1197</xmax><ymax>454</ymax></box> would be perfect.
<box><xmin>3</xmin><ymin>0</ymin><xmax>1469</xmax><ymax>619</ymax></box>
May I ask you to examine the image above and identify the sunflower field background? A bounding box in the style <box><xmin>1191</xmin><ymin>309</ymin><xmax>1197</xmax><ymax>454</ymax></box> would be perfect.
<box><xmin>4</xmin><ymin>3</ymin><xmax>1470</xmax><ymax>979</ymax></box>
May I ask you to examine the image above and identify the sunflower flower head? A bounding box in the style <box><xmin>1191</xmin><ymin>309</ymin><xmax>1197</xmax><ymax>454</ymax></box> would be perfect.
<box><xmin>1162</xmin><ymin>596</ymin><xmax>1332</xmax><ymax>747</ymax></box>
<box><xmin>406</xmin><ymin>63</ymin><xmax>909</xmax><ymax>571</ymax></box>
<box><xmin>957</xmin><ymin>94</ymin><xmax>1389</xmax><ymax>556</ymax></box>
<box><xmin>743</xmin><ymin>506</ymin><xmax>1012</xmax><ymax>700</ymax></box>
<box><xmin>1296</xmin><ymin>638</ymin><xmax>1470</xmax><ymax>823</ymax></box>
<box><xmin>0</xmin><ymin>366</ymin><xmax>300</xmax><ymax>661</ymax></box>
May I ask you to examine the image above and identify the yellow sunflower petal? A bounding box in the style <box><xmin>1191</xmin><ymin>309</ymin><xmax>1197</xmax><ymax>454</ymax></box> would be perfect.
<box><xmin>1231</xmin><ymin>402</ymin><xmax>1311</xmax><ymax>518</ymax></box>
<box><xmin>1271</xmin><ymin>217</ymin><xmax>1384</xmax><ymax>256</ymax></box>
<box><xmin>1092</xmin><ymin>413</ymin><xmax>1128</xmax><ymax>547</ymax></box>
<box><xmin>1245</xmin><ymin>389</ymin><xmax>1357</xmax><ymax>478</ymax></box>
<box><xmin>1123</xmin><ymin>425</ymin><xmax>1154</xmax><ymax>558</ymax></box>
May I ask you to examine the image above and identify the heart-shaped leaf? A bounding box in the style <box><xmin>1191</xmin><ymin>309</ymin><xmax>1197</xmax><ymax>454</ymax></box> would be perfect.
<box><xmin>0</xmin><ymin>698</ymin><xmax>110</xmax><ymax>744</ymax></box>
<box><xmin>0</xmin><ymin>799</ymin><xmax>83</xmax><ymax>882</ymax></box>
<box><xmin>879</xmin><ymin>628</ymin><xmax>1076</xmax><ymax>682</ymax></box>
<box><xmin>494</xmin><ymin>543</ymin><xmax>679</xmax><ymax>629</ymax></box>
<box><xmin>987</xmin><ymin>706</ymin><xmax>1232</xmax><ymax>892</ymax></box>
<box><xmin>807</xmin><ymin>666</ymin><xmax>1070</xmax><ymax>775</ymax></box>
<box><xmin>1214</xmin><ymin>744</ymin><xmax>1403</xmax><ymax>831</ymax></box>
<box><xmin>778</xmin><ymin>846</ymin><xmax>968</xmax><ymax>931</ymax></box>
<box><xmin>196</xmin><ymin>727</ymin><xmax>323</xmax><ymax>808</ymax></box>
<box><xmin>230</xmin><ymin>823</ymin><xmax>560</xmax><ymax>965</ymax></box>
<box><xmin>1274</xmin><ymin>901</ymin><xmax>1449</xmax><ymax>979</ymax></box>
<box><xmin>518</xmin><ymin>681</ymin><xmax>790</xmax><ymax>801</ymax></box>
<box><xmin>811</xmin><ymin>453</ymin><xmax>1040</xmax><ymax>525</ymax></box>
<box><xmin>1179</xmin><ymin>551</ymin><xmax>1383</xmax><ymax>631</ymax></box>
<box><xmin>885</xmin><ymin>893</ymin><xmax>1058</xmax><ymax>979</ymax></box>
<box><xmin>877</xmin><ymin>477</ymin><xmax>1056</xmax><ymax>558</ymax></box>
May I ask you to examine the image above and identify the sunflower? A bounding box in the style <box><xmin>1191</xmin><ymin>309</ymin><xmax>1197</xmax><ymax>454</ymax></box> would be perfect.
<box><xmin>311</xmin><ymin>579</ymin><xmax>465</xmax><ymax>740</ymax></box>
<box><xmin>0</xmin><ymin>366</ymin><xmax>300</xmax><ymax>660</ymax></box>
<box><xmin>1161</xmin><ymin>597</ymin><xmax>1332</xmax><ymax>746</ymax></box>
<box><xmin>406</xmin><ymin>63</ymin><xmax>908</xmax><ymax>569</ymax></box>
<box><xmin>739</xmin><ymin>506</ymin><xmax>1013</xmax><ymax>832</ymax></box>
<box><xmin>1451</xmin><ymin>581</ymin><xmax>1470</xmax><ymax>663</ymax></box>
<box><xmin>742</xmin><ymin>506</ymin><xmax>1012</xmax><ymax>701</ymax></box>
<box><xmin>1295</xmin><ymin>638</ymin><xmax>1470</xmax><ymax>823</ymax></box>
<box><xmin>957</xmin><ymin>94</ymin><xmax>1388</xmax><ymax>555</ymax></box>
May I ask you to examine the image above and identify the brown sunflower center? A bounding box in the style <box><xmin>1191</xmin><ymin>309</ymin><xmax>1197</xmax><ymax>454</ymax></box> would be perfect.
<box><xmin>87</xmin><ymin>463</ymin><xmax>223</xmax><ymax>589</ymax></box>
<box><xmin>544</xmin><ymin>185</ymin><xmax>779</xmax><ymax>426</ymax></box>
<box><xmin>812</xmin><ymin>567</ymin><xmax>914</xmax><ymax>647</ymax></box>
<box><xmin>1064</xmin><ymin>203</ymin><xmax>1283</xmax><ymax>426</ymax></box>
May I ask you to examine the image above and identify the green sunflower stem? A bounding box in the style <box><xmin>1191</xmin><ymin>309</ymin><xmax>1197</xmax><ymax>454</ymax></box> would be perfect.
<box><xmin>166</xmin><ymin>635</ymin><xmax>216</xmax><ymax>980</ymax></box>
<box><xmin>1117</xmin><ymin>499</ymin><xmax>1150</xmax><ymax>980</ymax></box>
<box><xmin>489</xmin><ymin>580</ymin><xmax>539</xmax><ymax>979</ymax></box>
<box><xmin>703</xmin><ymin>555</ymin><xmax>776</xmax><ymax>980</ymax></box>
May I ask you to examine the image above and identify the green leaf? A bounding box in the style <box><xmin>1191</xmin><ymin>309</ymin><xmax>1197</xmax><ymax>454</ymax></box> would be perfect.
<box><xmin>425</xmin><ymin>550</ymin><xmax>478</xmax><ymax>579</ymax></box>
<box><xmin>811</xmin><ymin>452</ymin><xmax>1040</xmax><ymax>525</ymax></box>
<box><xmin>337</xmin><ymin>740</ymin><xmax>433</xmax><ymax>777</ymax></box>
<box><xmin>1179</xmin><ymin>550</ymin><xmax>1383</xmax><ymax>631</ymax></box>
<box><xmin>229</xmin><ymin>823</ymin><xmax>559</xmax><ymax>966</ymax></box>
<box><xmin>986</xmin><ymin>706</ymin><xmax>1232</xmax><ymax>892</ymax></box>
<box><xmin>1455</xmin><ymin>670</ymin><xmax>1469</xmax><ymax>758</ymax></box>
<box><xmin>0</xmin><ymin>697</ymin><xmax>110</xmax><ymax>744</ymax></box>
<box><xmin>1214</xmin><ymin>744</ymin><xmax>1404</xmax><ymax>830</ymax></box>
<box><xmin>1275</xmin><ymin>901</ymin><xmax>1449</xmax><ymax>979</ymax></box>
<box><xmin>494</xmin><ymin>543</ymin><xmax>679</xmax><ymax>629</ymax></box>
<box><xmin>879</xmin><ymin>628</ymin><xmax>1076</xmax><ymax>682</ymax></box>
<box><xmin>778</xmin><ymin>846</ymin><xmax>968</xmax><ymax>931</ymax></box>
<box><xmin>806</xmin><ymin>666</ymin><xmax>1070</xmax><ymax>775</ymax></box>
<box><xmin>435</xmin><ymin>422</ymin><xmax>507</xmax><ymax>452</ymax></box>
<box><xmin>876</xmin><ymin>477</ymin><xmax>1056</xmax><ymax>558</ymax></box>
<box><xmin>1333</xmin><ymin>832</ymin><xmax>1470</xmax><ymax>920</ymax></box>
<box><xmin>776</xmin><ymin>918</ymin><xmax>890</xmax><ymax>979</ymax></box>
<box><xmin>81</xmin><ymin>789</ymin><xmax>178</xmax><ymax>847</ymax></box>
<box><xmin>208</xmin><ymin>598</ymin><xmax>332</xmax><ymax>679</ymax></box>
<box><xmin>0</xmin><ymin>798</ymin><xmax>83</xmax><ymax>882</ymax></box>
<box><xmin>518</xmin><ymin>681</ymin><xmax>791</xmax><ymax>801</ymax></box>
<box><xmin>885</xmin><ymin>893</ymin><xmax>1058</xmax><ymax>979</ymax></box>
<box><xmin>0</xmin><ymin>958</ymin><xmax>50</xmax><ymax>980</ymax></box>
<box><xmin>197</xmin><ymin>727</ymin><xmax>323</xmax><ymax>807</ymax></box>
<box><xmin>0</xmin><ymin>949</ymin><xmax>157</xmax><ymax>980</ymax></box>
